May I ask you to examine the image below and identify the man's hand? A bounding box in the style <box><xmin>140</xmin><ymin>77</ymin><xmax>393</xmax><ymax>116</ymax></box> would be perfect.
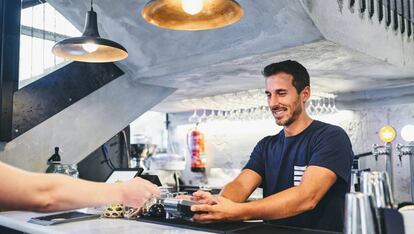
<box><xmin>192</xmin><ymin>190</ymin><xmax>219</xmax><ymax>205</ymax></box>
<box><xmin>191</xmin><ymin>196</ymin><xmax>242</xmax><ymax>222</ymax></box>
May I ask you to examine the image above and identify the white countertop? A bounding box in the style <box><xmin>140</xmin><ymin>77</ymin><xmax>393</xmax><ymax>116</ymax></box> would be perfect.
<box><xmin>1</xmin><ymin>209</ymin><xmax>413</xmax><ymax>234</ymax></box>
<box><xmin>0</xmin><ymin>211</ymin><xmax>210</xmax><ymax>234</ymax></box>
<box><xmin>400</xmin><ymin>209</ymin><xmax>414</xmax><ymax>232</ymax></box>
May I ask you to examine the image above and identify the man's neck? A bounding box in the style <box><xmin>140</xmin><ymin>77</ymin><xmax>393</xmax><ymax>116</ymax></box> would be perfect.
<box><xmin>283</xmin><ymin>114</ymin><xmax>313</xmax><ymax>137</ymax></box>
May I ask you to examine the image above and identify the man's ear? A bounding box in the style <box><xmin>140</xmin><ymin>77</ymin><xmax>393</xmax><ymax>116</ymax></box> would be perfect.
<box><xmin>301</xmin><ymin>86</ymin><xmax>311</xmax><ymax>102</ymax></box>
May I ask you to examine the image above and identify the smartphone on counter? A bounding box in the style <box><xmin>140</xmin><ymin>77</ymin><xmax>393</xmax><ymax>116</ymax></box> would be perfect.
<box><xmin>28</xmin><ymin>211</ymin><xmax>100</xmax><ymax>226</ymax></box>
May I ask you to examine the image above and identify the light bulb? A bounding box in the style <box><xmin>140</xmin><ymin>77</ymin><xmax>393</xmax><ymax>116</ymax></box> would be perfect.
<box><xmin>182</xmin><ymin>0</ymin><xmax>203</xmax><ymax>15</ymax></box>
<box><xmin>82</xmin><ymin>43</ymin><xmax>98</xmax><ymax>53</ymax></box>
<box><xmin>401</xmin><ymin>124</ymin><xmax>414</xmax><ymax>142</ymax></box>
<box><xmin>379</xmin><ymin>125</ymin><xmax>396</xmax><ymax>143</ymax></box>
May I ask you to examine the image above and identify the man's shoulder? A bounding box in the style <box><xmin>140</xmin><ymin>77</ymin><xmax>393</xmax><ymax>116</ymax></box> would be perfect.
<box><xmin>310</xmin><ymin>121</ymin><xmax>352</xmax><ymax>150</ymax></box>
<box><xmin>259</xmin><ymin>132</ymin><xmax>282</xmax><ymax>143</ymax></box>
<box><xmin>312</xmin><ymin>120</ymin><xmax>348</xmax><ymax>136</ymax></box>
<box><xmin>253</xmin><ymin>133</ymin><xmax>281</xmax><ymax>149</ymax></box>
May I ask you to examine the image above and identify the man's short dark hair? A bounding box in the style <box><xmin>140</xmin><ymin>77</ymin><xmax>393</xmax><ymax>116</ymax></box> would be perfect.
<box><xmin>262</xmin><ymin>60</ymin><xmax>310</xmax><ymax>94</ymax></box>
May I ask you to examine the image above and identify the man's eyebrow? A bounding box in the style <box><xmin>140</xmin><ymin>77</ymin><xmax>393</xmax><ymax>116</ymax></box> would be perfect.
<box><xmin>265</xmin><ymin>89</ymin><xmax>288</xmax><ymax>94</ymax></box>
<box><xmin>276</xmin><ymin>89</ymin><xmax>287</xmax><ymax>92</ymax></box>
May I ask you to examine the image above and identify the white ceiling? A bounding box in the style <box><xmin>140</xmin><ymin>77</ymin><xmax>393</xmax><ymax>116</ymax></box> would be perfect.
<box><xmin>47</xmin><ymin>0</ymin><xmax>414</xmax><ymax>112</ymax></box>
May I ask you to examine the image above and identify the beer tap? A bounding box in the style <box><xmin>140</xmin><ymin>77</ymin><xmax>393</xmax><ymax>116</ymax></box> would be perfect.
<box><xmin>372</xmin><ymin>125</ymin><xmax>396</xmax><ymax>193</ymax></box>
<box><xmin>396</xmin><ymin>143</ymin><xmax>413</xmax><ymax>163</ymax></box>
<box><xmin>396</xmin><ymin>124</ymin><xmax>414</xmax><ymax>202</ymax></box>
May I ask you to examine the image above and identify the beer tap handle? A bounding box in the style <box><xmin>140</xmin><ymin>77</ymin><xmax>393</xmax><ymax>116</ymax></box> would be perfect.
<box><xmin>372</xmin><ymin>144</ymin><xmax>379</xmax><ymax>161</ymax></box>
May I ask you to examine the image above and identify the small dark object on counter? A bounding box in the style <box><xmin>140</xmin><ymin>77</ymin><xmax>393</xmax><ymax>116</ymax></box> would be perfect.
<box><xmin>163</xmin><ymin>198</ymin><xmax>206</xmax><ymax>219</ymax></box>
<box><xmin>147</xmin><ymin>204</ymin><xmax>166</xmax><ymax>218</ymax></box>
<box><xmin>28</xmin><ymin>211</ymin><xmax>100</xmax><ymax>226</ymax></box>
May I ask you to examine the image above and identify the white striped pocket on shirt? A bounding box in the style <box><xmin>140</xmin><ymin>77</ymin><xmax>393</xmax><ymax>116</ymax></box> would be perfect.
<box><xmin>293</xmin><ymin>165</ymin><xmax>307</xmax><ymax>186</ymax></box>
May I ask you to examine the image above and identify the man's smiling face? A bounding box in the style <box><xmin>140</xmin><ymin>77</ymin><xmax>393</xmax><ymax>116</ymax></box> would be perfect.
<box><xmin>265</xmin><ymin>72</ymin><xmax>304</xmax><ymax>127</ymax></box>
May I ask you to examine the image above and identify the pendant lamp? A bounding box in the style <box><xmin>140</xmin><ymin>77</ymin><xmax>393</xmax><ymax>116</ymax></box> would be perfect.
<box><xmin>52</xmin><ymin>0</ymin><xmax>128</xmax><ymax>63</ymax></box>
<box><xmin>141</xmin><ymin>0</ymin><xmax>243</xmax><ymax>31</ymax></box>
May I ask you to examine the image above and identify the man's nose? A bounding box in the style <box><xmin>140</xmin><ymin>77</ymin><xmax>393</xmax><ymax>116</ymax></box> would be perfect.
<box><xmin>268</xmin><ymin>95</ymin><xmax>279</xmax><ymax>107</ymax></box>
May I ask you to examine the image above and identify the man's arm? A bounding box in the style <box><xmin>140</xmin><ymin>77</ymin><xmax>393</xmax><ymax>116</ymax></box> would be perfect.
<box><xmin>192</xmin><ymin>166</ymin><xmax>336</xmax><ymax>221</ymax></box>
<box><xmin>0</xmin><ymin>161</ymin><xmax>159</xmax><ymax>212</ymax></box>
<box><xmin>239</xmin><ymin>166</ymin><xmax>336</xmax><ymax>220</ymax></box>
<box><xmin>220</xmin><ymin>169</ymin><xmax>262</xmax><ymax>202</ymax></box>
<box><xmin>191</xmin><ymin>168</ymin><xmax>261</xmax><ymax>204</ymax></box>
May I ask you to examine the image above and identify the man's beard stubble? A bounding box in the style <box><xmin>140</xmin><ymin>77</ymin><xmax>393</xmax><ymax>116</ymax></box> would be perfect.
<box><xmin>274</xmin><ymin>97</ymin><xmax>303</xmax><ymax>127</ymax></box>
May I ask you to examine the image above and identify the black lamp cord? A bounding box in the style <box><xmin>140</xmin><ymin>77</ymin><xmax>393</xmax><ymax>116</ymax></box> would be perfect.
<box><xmin>100</xmin><ymin>130</ymin><xmax>130</xmax><ymax>170</ymax></box>
<box><xmin>121</xmin><ymin>130</ymin><xmax>131</xmax><ymax>168</ymax></box>
<box><xmin>101</xmin><ymin>144</ymin><xmax>116</xmax><ymax>170</ymax></box>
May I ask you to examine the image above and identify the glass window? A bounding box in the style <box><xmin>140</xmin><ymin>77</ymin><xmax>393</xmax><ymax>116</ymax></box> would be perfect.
<box><xmin>19</xmin><ymin>2</ymin><xmax>81</xmax><ymax>88</ymax></box>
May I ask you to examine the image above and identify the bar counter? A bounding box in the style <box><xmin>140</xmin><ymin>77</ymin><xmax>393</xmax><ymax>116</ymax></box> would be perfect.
<box><xmin>0</xmin><ymin>210</ymin><xmax>341</xmax><ymax>234</ymax></box>
<box><xmin>1</xmin><ymin>209</ymin><xmax>413</xmax><ymax>234</ymax></box>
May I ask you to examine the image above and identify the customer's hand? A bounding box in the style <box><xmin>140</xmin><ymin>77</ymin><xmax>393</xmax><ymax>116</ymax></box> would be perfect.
<box><xmin>119</xmin><ymin>177</ymin><xmax>160</xmax><ymax>208</ymax></box>
<box><xmin>192</xmin><ymin>190</ymin><xmax>219</xmax><ymax>205</ymax></box>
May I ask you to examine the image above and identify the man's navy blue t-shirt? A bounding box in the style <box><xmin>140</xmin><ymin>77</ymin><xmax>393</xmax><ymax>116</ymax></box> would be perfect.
<box><xmin>244</xmin><ymin>120</ymin><xmax>354</xmax><ymax>232</ymax></box>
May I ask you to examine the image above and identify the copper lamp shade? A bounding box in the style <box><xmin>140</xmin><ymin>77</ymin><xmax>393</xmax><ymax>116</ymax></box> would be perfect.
<box><xmin>52</xmin><ymin>7</ymin><xmax>128</xmax><ymax>63</ymax></box>
<box><xmin>141</xmin><ymin>0</ymin><xmax>243</xmax><ymax>31</ymax></box>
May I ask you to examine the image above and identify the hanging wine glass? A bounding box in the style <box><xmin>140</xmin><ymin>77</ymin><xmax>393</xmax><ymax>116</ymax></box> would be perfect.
<box><xmin>216</xmin><ymin>110</ymin><xmax>224</xmax><ymax>121</ymax></box>
<box><xmin>252</xmin><ymin>107</ymin><xmax>260</xmax><ymax>120</ymax></box>
<box><xmin>315</xmin><ymin>97</ymin><xmax>322</xmax><ymax>114</ymax></box>
<box><xmin>322</xmin><ymin>97</ymin><xmax>330</xmax><ymax>114</ymax></box>
<box><xmin>259</xmin><ymin>106</ymin><xmax>267</xmax><ymax>120</ymax></box>
<box><xmin>330</xmin><ymin>96</ymin><xmax>338</xmax><ymax>113</ymax></box>
<box><xmin>227</xmin><ymin>109</ymin><xmax>236</xmax><ymax>121</ymax></box>
<box><xmin>308</xmin><ymin>99</ymin><xmax>316</xmax><ymax>116</ymax></box>
<box><xmin>199</xmin><ymin>109</ymin><xmax>208</xmax><ymax>123</ymax></box>
<box><xmin>188</xmin><ymin>110</ymin><xmax>199</xmax><ymax>123</ymax></box>
<box><xmin>207</xmin><ymin>110</ymin><xmax>217</xmax><ymax>122</ymax></box>
<box><xmin>306</xmin><ymin>101</ymin><xmax>312</xmax><ymax>116</ymax></box>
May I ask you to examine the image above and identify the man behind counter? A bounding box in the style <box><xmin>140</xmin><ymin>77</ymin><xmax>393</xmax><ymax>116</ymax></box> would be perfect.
<box><xmin>190</xmin><ymin>60</ymin><xmax>354</xmax><ymax>232</ymax></box>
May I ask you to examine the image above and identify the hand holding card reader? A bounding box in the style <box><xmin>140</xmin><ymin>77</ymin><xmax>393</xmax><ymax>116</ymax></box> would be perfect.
<box><xmin>162</xmin><ymin>198</ymin><xmax>205</xmax><ymax>219</ymax></box>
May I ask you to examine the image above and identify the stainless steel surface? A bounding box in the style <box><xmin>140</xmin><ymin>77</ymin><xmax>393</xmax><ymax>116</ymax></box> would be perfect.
<box><xmin>344</xmin><ymin>192</ymin><xmax>380</xmax><ymax>234</ymax></box>
<box><xmin>130</xmin><ymin>143</ymin><xmax>157</xmax><ymax>170</ymax></box>
<box><xmin>372</xmin><ymin>143</ymin><xmax>394</xmax><ymax>193</ymax></box>
<box><xmin>361</xmin><ymin>171</ymin><xmax>394</xmax><ymax>208</ymax></box>
<box><xmin>163</xmin><ymin>198</ymin><xmax>182</xmax><ymax>219</ymax></box>
<box><xmin>396</xmin><ymin>142</ymin><xmax>414</xmax><ymax>202</ymax></box>
<box><xmin>410</xmin><ymin>143</ymin><xmax>414</xmax><ymax>203</ymax></box>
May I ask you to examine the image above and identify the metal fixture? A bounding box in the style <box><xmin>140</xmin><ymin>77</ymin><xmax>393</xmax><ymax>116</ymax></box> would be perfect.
<box><xmin>130</xmin><ymin>134</ymin><xmax>157</xmax><ymax>170</ymax></box>
<box><xmin>386</xmin><ymin>0</ymin><xmax>392</xmax><ymax>26</ymax></box>
<box><xmin>52</xmin><ymin>0</ymin><xmax>128</xmax><ymax>62</ymax></box>
<box><xmin>368</xmin><ymin>0</ymin><xmax>375</xmax><ymax>17</ymax></box>
<box><xmin>396</xmin><ymin>124</ymin><xmax>414</xmax><ymax>202</ymax></box>
<box><xmin>372</xmin><ymin>125</ymin><xmax>396</xmax><ymax>192</ymax></box>
<box><xmin>359</xmin><ymin>0</ymin><xmax>366</xmax><ymax>13</ymax></box>
<box><xmin>372</xmin><ymin>143</ymin><xmax>394</xmax><ymax>191</ymax></box>
<box><xmin>141</xmin><ymin>0</ymin><xmax>243</xmax><ymax>31</ymax></box>
<box><xmin>162</xmin><ymin>198</ymin><xmax>201</xmax><ymax>219</ymax></box>
<box><xmin>347</xmin><ymin>0</ymin><xmax>414</xmax><ymax>37</ymax></box>
<box><xmin>343</xmin><ymin>192</ymin><xmax>380</xmax><ymax>234</ymax></box>
<box><xmin>396</xmin><ymin>143</ymin><xmax>414</xmax><ymax>202</ymax></box>
<box><xmin>377</xmin><ymin>0</ymin><xmax>383</xmax><ymax>22</ymax></box>
<box><xmin>360</xmin><ymin>171</ymin><xmax>394</xmax><ymax>208</ymax></box>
